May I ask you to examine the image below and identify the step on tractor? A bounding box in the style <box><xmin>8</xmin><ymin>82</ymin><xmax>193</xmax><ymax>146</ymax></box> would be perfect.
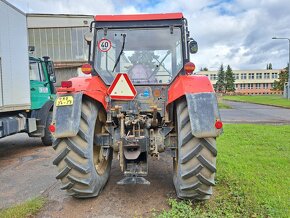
<box><xmin>50</xmin><ymin>13</ymin><xmax>223</xmax><ymax>200</ymax></box>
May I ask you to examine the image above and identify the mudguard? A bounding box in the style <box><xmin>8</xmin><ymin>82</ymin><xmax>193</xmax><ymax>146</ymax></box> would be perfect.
<box><xmin>29</xmin><ymin>100</ymin><xmax>54</xmax><ymax>137</ymax></box>
<box><xmin>186</xmin><ymin>92</ymin><xmax>222</xmax><ymax>138</ymax></box>
<box><xmin>52</xmin><ymin>92</ymin><xmax>83</xmax><ymax>138</ymax></box>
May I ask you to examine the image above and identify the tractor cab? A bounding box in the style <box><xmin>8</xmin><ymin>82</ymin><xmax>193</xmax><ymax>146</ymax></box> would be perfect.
<box><xmin>52</xmin><ymin>13</ymin><xmax>222</xmax><ymax>200</ymax></box>
<box><xmin>86</xmin><ymin>13</ymin><xmax>198</xmax><ymax>85</ymax></box>
<box><xmin>94</xmin><ymin>26</ymin><xmax>183</xmax><ymax>84</ymax></box>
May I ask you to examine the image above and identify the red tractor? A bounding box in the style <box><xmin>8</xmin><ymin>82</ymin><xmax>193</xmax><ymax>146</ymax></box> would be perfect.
<box><xmin>51</xmin><ymin>13</ymin><xmax>223</xmax><ymax>200</ymax></box>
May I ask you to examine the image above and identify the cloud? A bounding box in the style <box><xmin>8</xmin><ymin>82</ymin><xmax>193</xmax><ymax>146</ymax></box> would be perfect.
<box><xmin>6</xmin><ymin>0</ymin><xmax>290</xmax><ymax>70</ymax></box>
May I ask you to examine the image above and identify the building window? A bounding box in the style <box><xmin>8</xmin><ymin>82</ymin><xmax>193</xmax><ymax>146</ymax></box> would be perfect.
<box><xmin>235</xmin><ymin>84</ymin><xmax>239</xmax><ymax>89</ymax></box>
<box><xmin>256</xmin><ymin>83</ymin><xmax>261</xmax><ymax>89</ymax></box>
<box><xmin>248</xmin><ymin>83</ymin><xmax>253</xmax><ymax>89</ymax></box>
<box><xmin>241</xmin><ymin>73</ymin><xmax>247</xmax><ymax>79</ymax></box>
<box><xmin>264</xmin><ymin>73</ymin><xmax>270</xmax><ymax>79</ymax></box>
<box><xmin>248</xmin><ymin>73</ymin><xmax>255</xmax><ymax>79</ymax></box>
<box><xmin>256</xmin><ymin>73</ymin><xmax>262</xmax><ymax>79</ymax></box>
<box><xmin>240</xmin><ymin>84</ymin><xmax>246</xmax><ymax>89</ymax></box>
<box><xmin>272</xmin><ymin>73</ymin><xmax>278</xmax><ymax>79</ymax></box>
<box><xmin>234</xmin><ymin>74</ymin><xmax>239</xmax><ymax>79</ymax></box>
<box><xmin>210</xmin><ymin>74</ymin><xmax>217</xmax><ymax>80</ymax></box>
<box><xmin>263</xmin><ymin>83</ymin><xmax>268</xmax><ymax>89</ymax></box>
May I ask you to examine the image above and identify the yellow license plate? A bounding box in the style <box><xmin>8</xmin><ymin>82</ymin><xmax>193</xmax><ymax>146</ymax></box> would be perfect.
<box><xmin>56</xmin><ymin>96</ymin><xmax>74</xmax><ymax>106</ymax></box>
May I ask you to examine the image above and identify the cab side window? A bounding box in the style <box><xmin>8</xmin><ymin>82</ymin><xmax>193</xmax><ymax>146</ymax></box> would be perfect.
<box><xmin>29</xmin><ymin>61</ymin><xmax>45</xmax><ymax>81</ymax></box>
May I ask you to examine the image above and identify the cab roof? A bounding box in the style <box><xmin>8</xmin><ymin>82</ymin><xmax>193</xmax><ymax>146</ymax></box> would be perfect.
<box><xmin>94</xmin><ymin>13</ymin><xmax>183</xmax><ymax>22</ymax></box>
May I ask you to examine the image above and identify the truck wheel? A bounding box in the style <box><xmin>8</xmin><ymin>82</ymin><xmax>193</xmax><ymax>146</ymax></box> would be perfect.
<box><xmin>173</xmin><ymin>98</ymin><xmax>217</xmax><ymax>200</ymax></box>
<box><xmin>52</xmin><ymin>98</ymin><xmax>112</xmax><ymax>198</ymax></box>
<box><xmin>41</xmin><ymin>112</ymin><xmax>53</xmax><ymax>146</ymax></box>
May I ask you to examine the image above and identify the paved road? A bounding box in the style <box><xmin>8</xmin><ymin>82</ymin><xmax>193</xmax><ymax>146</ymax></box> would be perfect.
<box><xmin>0</xmin><ymin>134</ymin><xmax>57</xmax><ymax>209</ymax></box>
<box><xmin>220</xmin><ymin>100</ymin><xmax>290</xmax><ymax>124</ymax></box>
<box><xmin>0</xmin><ymin>134</ymin><xmax>174</xmax><ymax>217</ymax></box>
<box><xmin>1</xmin><ymin>101</ymin><xmax>290</xmax><ymax>216</ymax></box>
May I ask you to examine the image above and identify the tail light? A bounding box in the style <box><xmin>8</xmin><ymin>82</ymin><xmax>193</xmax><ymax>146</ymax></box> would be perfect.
<box><xmin>184</xmin><ymin>62</ymin><xmax>195</xmax><ymax>75</ymax></box>
<box><xmin>215</xmin><ymin>120</ymin><xmax>223</xmax><ymax>129</ymax></box>
<box><xmin>61</xmin><ymin>81</ymin><xmax>72</xmax><ymax>88</ymax></box>
<box><xmin>81</xmin><ymin>63</ymin><xmax>92</xmax><ymax>75</ymax></box>
<box><xmin>49</xmin><ymin>124</ymin><xmax>56</xmax><ymax>133</ymax></box>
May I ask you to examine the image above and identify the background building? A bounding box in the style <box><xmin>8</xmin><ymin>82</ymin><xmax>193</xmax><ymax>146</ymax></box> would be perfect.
<box><xmin>199</xmin><ymin>69</ymin><xmax>283</xmax><ymax>95</ymax></box>
<box><xmin>27</xmin><ymin>14</ymin><xmax>94</xmax><ymax>85</ymax></box>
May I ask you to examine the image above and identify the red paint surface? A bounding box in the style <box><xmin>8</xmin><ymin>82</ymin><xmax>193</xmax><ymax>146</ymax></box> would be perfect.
<box><xmin>108</xmin><ymin>73</ymin><xmax>137</xmax><ymax>100</ymax></box>
<box><xmin>167</xmin><ymin>75</ymin><xmax>214</xmax><ymax>105</ymax></box>
<box><xmin>57</xmin><ymin>76</ymin><xmax>108</xmax><ymax>109</ymax></box>
<box><xmin>95</xmin><ymin>13</ymin><xmax>183</xmax><ymax>22</ymax></box>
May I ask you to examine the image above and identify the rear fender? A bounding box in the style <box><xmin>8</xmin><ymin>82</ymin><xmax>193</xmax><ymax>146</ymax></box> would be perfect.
<box><xmin>53</xmin><ymin>76</ymin><xmax>109</xmax><ymax>138</ymax></box>
<box><xmin>57</xmin><ymin>76</ymin><xmax>108</xmax><ymax>110</ymax></box>
<box><xmin>167</xmin><ymin>75</ymin><xmax>214</xmax><ymax>105</ymax></box>
<box><xmin>185</xmin><ymin>93</ymin><xmax>222</xmax><ymax>138</ymax></box>
<box><xmin>52</xmin><ymin>92</ymin><xmax>83</xmax><ymax>138</ymax></box>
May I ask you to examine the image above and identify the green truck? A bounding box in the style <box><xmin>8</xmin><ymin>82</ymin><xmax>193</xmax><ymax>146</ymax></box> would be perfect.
<box><xmin>0</xmin><ymin>0</ymin><xmax>56</xmax><ymax>145</ymax></box>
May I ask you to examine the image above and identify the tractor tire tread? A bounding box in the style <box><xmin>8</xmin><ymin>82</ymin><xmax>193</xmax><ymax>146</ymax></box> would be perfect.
<box><xmin>174</xmin><ymin>98</ymin><xmax>217</xmax><ymax>200</ymax></box>
<box><xmin>53</xmin><ymin>98</ymin><xmax>112</xmax><ymax>198</ymax></box>
<box><xmin>53</xmin><ymin>147</ymin><xmax>70</xmax><ymax>165</ymax></box>
<box><xmin>66</xmin><ymin>138</ymin><xmax>88</xmax><ymax>159</ymax></box>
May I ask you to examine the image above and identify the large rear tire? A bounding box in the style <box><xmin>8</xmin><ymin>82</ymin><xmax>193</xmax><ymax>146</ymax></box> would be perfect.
<box><xmin>173</xmin><ymin>98</ymin><xmax>217</xmax><ymax>200</ymax></box>
<box><xmin>53</xmin><ymin>98</ymin><xmax>112</xmax><ymax>198</ymax></box>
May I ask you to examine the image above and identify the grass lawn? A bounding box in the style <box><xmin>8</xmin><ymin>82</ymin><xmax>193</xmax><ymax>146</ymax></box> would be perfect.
<box><xmin>223</xmin><ymin>95</ymin><xmax>290</xmax><ymax>108</ymax></box>
<box><xmin>217</xmin><ymin>96</ymin><xmax>232</xmax><ymax>109</ymax></box>
<box><xmin>157</xmin><ymin>124</ymin><xmax>290</xmax><ymax>218</ymax></box>
<box><xmin>218</xmin><ymin>102</ymin><xmax>232</xmax><ymax>109</ymax></box>
<box><xmin>0</xmin><ymin>197</ymin><xmax>45</xmax><ymax>218</ymax></box>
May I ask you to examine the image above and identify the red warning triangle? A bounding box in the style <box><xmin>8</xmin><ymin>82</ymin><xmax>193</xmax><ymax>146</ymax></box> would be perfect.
<box><xmin>108</xmin><ymin>73</ymin><xmax>137</xmax><ymax>100</ymax></box>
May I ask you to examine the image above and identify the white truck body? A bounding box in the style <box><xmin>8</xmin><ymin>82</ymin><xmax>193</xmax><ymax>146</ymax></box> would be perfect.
<box><xmin>0</xmin><ymin>0</ymin><xmax>30</xmax><ymax>112</ymax></box>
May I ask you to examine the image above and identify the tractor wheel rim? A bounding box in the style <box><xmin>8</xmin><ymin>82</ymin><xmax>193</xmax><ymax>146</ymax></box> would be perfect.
<box><xmin>93</xmin><ymin>146</ymin><xmax>109</xmax><ymax>175</ymax></box>
<box><xmin>93</xmin><ymin>113</ymin><xmax>109</xmax><ymax>176</ymax></box>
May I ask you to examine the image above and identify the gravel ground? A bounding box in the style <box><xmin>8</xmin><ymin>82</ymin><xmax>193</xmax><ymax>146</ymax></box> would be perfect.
<box><xmin>1</xmin><ymin>101</ymin><xmax>290</xmax><ymax>217</ymax></box>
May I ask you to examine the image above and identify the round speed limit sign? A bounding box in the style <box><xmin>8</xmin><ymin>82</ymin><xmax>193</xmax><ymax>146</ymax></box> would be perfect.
<box><xmin>98</xmin><ymin>39</ymin><xmax>112</xmax><ymax>52</ymax></box>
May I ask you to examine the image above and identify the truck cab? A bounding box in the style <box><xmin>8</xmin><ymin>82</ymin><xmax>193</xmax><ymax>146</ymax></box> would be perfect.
<box><xmin>29</xmin><ymin>56</ymin><xmax>56</xmax><ymax>110</ymax></box>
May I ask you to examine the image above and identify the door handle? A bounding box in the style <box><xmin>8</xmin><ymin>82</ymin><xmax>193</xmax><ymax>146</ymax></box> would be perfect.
<box><xmin>31</xmin><ymin>88</ymin><xmax>36</xmax><ymax>91</ymax></box>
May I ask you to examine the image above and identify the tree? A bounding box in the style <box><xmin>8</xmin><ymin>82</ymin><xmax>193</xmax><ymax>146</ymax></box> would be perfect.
<box><xmin>269</xmin><ymin>63</ymin><xmax>273</xmax><ymax>69</ymax></box>
<box><xmin>266</xmin><ymin>63</ymin><xmax>273</xmax><ymax>70</ymax></box>
<box><xmin>200</xmin><ymin>67</ymin><xmax>208</xmax><ymax>71</ymax></box>
<box><xmin>225</xmin><ymin>65</ymin><xmax>235</xmax><ymax>92</ymax></box>
<box><xmin>272</xmin><ymin>66</ymin><xmax>289</xmax><ymax>91</ymax></box>
<box><xmin>215</xmin><ymin>64</ymin><xmax>226</xmax><ymax>93</ymax></box>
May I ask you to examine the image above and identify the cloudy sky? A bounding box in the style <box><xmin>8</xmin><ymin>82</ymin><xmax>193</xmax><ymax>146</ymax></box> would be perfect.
<box><xmin>7</xmin><ymin>0</ymin><xmax>290</xmax><ymax>71</ymax></box>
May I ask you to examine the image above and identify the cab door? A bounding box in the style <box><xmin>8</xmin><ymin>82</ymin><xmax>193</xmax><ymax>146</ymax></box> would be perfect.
<box><xmin>30</xmin><ymin>59</ymin><xmax>51</xmax><ymax>110</ymax></box>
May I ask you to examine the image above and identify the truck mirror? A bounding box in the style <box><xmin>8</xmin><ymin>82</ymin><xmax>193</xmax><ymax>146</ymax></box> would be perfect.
<box><xmin>50</xmin><ymin>75</ymin><xmax>56</xmax><ymax>83</ymax></box>
<box><xmin>189</xmin><ymin>39</ymin><xmax>198</xmax><ymax>54</ymax></box>
<box><xmin>84</xmin><ymin>32</ymin><xmax>93</xmax><ymax>44</ymax></box>
<box><xmin>47</xmin><ymin>62</ymin><xmax>55</xmax><ymax>75</ymax></box>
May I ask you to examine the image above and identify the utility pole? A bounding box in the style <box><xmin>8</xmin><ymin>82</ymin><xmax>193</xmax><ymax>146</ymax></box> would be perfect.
<box><xmin>272</xmin><ymin>37</ymin><xmax>290</xmax><ymax>99</ymax></box>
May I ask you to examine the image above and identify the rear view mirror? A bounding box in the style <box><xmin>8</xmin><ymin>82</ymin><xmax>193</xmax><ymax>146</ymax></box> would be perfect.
<box><xmin>84</xmin><ymin>32</ymin><xmax>93</xmax><ymax>44</ymax></box>
<box><xmin>189</xmin><ymin>39</ymin><xmax>198</xmax><ymax>54</ymax></box>
<box><xmin>47</xmin><ymin>62</ymin><xmax>55</xmax><ymax>75</ymax></box>
<box><xmin>50</xmin><ymin>75</ymin><xmax>56</xmax><ymax>83</ymax></box>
